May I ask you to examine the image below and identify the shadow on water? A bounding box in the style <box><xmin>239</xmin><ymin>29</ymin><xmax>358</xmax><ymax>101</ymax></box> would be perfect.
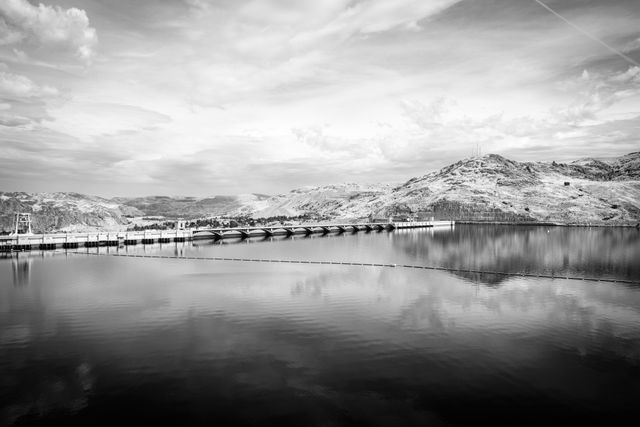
<box><xmin>392</xmin><ymin>225</ymin><xmax>640</xmax><ymax>285</ymax></box>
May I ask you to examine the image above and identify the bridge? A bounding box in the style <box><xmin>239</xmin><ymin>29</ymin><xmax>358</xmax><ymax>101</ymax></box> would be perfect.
<box><xmin>0</xmin><ymin>220</ymin><xmax>454</xmax><ymax>252</ymax></box>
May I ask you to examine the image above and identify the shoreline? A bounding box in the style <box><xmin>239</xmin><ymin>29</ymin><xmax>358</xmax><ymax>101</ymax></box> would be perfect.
<box><xmin>3</xmin><ymin>220</ymin><xmax>640</xmax><ymax>235</ymax></box>
<box><xmin>455</xmin><ymin>220</ymin><xmax>640</xmax><ymax>228</ymax></box>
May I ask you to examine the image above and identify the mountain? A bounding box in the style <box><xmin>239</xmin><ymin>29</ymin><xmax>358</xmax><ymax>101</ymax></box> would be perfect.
<box><xmin>2</xmin><ymin>152</ymin><xmax>639</xmax><ymax>232</ymax></box>
<box><xmin>113</xmin><ymin>194</ymin><xmax>271</xmax><ymax>219</ymax></box>
<box><xmin>237</xmin><ymin>152</ymin><xmax>640</xmax><ymax>225</ymax></box>
<box><xmin>371</xmin><ymin>153</ymin><xmax>640</xmax><ymax>224</ymax></box>
<box><xmin>233</xmin><ymin>183</ymin><xmax>392</xmax><ymax>218</ymax></box>
<box><xmin>0</xmin><ymin>192</ymin><xmax>143</xmax><ymax>233</ymax></box>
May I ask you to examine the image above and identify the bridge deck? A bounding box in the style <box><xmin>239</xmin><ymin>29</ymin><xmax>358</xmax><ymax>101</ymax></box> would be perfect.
<box><xmin>0</xmin><ymin>221</ymin><xmax>454</xmax><ymax>251</ymax></box>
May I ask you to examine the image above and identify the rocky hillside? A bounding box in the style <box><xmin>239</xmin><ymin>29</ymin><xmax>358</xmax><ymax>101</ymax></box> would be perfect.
<box><xmin>2</xmin><ymin>152</ymin><xmax>638</xmax><ymax>231</ymax></box>
<box><xmin>233</xmin><ymin>184</ymin><xmax>392</xmax><ymax>218</ymax></box>
<box><xmin>0</xmin><ymin>192</ymin><xmax>142</xmax><ymax>233</ymax></box>
<box><xmin>114</xmin><ymin>194</ymin><xmax>271</xmax><ymax>219</ymax></box>
<box><xmin>373</xmin><ymin>153</ymin><xmax>640</xmax><ymax>224</ymax></box>
<box><xmin>239</xmin><ymin>152</ymin><xmax>640</xmax><ymax>225</ymax></box>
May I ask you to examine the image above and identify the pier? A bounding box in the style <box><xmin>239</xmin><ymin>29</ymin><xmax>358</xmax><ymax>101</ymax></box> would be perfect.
<box><xmin>0</xmin><ymin>220</ymin><xmax>454</xmax><ymax>252</ymax></box>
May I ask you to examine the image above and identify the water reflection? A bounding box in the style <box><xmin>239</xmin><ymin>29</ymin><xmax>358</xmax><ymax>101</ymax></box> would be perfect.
<box><xmin>11</xmin><ymin>254</ymin><xmax>32</xmax><ymax>287</ymax></box>
<box><xmin>392</xmin><ymin>225</ymin><xmax>640</xmax><ymax>284</ymax></box>
<box><xmin>1</xmin><ymin>226</ymin><xmax>640</xmax><ymax>425</ymax></box>
<box><xmin>2</xmin><ymin>361</ymin><xmax>94</xmax><ymax>426</ymax></box>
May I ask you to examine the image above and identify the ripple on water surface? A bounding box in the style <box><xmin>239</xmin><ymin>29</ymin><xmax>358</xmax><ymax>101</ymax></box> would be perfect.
<box><xmin>1</xmin><ymin>225</ymin><xmax>640</xmax><ymax>425</ymax></box>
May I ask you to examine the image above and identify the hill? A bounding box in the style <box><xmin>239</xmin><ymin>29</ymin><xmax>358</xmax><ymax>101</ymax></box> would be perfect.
<box><xmin>113</xmin><ymin>194</ymin><xmax>271</xmax><ymax>219</ymax></box>
<box><xmin>237</xmin><ymin>152</ymin><xmax>640</xmax><ymax>225</ymax></box>
<box><xmin>233</xmin><ymin>183</ymin><xmax>392</xmax><ymax>218</ymax></box>
<box><xmin>2</xmin><ymin>152</ymin><xmax>639</xmax><ymax>232</ymax></box>
<box><xmin>0</xmin><ymin>192</ymin><xmax>142</xmax><ymax>233</ymax></box>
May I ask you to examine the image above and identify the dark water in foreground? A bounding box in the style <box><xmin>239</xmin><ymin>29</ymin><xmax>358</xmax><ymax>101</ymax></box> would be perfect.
<box><xmin>1</xmin><ymin>225</ymin><xmax>640</xmax><ymax>426</ymax></box>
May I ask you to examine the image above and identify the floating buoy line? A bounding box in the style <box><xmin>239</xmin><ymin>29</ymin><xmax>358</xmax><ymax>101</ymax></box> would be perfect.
<box><xmin>67</xmin><ymin>251</ymin><xmax>640</xmax><ymax>285</ymax></box>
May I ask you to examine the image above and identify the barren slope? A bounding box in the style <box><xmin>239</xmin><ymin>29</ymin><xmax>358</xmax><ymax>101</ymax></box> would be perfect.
<box><xmin>0</xmin><ymin>192</ymin><xmax>142</xmax><ymax>233</ymax></box>
<box><xmin>239</xmin><ymin>153</ymin><xmax>640</xmax><ymax>225</ymax></box>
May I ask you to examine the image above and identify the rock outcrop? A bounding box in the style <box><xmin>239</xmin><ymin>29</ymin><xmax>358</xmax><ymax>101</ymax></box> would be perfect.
<box><xmin>0</xmin><ymin>192</ymin><xmax>143</xmax><ymax>233</ymax></box>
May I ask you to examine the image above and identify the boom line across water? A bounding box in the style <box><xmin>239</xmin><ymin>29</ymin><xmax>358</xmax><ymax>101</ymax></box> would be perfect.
<box><xmin>67</xmin><ymin>251</ymin><xmax>640</xmax><ymax>285</ymax></box>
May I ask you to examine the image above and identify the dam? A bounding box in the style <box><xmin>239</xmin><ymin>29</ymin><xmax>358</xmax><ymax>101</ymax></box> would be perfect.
<box><xmin>0</xmin><ymin>220</ymin><xmax>455</xmax><ymax>251</ymax></box>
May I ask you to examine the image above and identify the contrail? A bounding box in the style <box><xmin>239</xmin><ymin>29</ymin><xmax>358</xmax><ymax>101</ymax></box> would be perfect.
<box><xmin>534</xmin><ymin>0</ymin><xmax>640</xmax><ymax>67</ymax></box>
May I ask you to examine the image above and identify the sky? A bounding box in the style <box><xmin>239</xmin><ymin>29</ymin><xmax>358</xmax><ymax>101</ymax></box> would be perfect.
<box><xmin>0</xmin><ymin>0</ymin><xmax>639</xmax><ymax>196</ymax></box>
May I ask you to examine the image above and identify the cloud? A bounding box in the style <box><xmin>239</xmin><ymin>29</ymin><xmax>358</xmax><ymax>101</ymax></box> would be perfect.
<box><xmin>292</xmin><ymin>126</ymin><xmax>331</xmax><ymax>149</ymax></box>
<box><xmin>623</xmin><ymin>37</ymin><xmax>640</xmax><ymax>53</ymax></box>
<box><xmin>554</xmin><ymin>66</ymin><xmax>640</xmax><ymax>124</ymax></box>
<box><xmin>369</xmin><ymin>65</ymin><xmax>640</xmax><ymax>166</ymax></box>
<box><xmin>407</xmin><ymin>66</ymin><xmax>640</xmax><ymax>135</ymax></box>
<box><xmin>177</xmin><ymin>0</ymin><xmax>464</xmax><ymax>107</ymax></box>
<box><xmin>45</xmin><ymin>102</ymin><xmax>172</xmax><ymax>139</ymax></box>
<box><xmin>183</xmin><ymin>0</ymin><xmax>210</xmax><ymax>12</ymax></box>
<box><xmin>0</xmin><ymin>0</ymin><xmax>97</xmax><ymax>62</ymax></box>
<box><xmin>339</xmin><ymin>0</ymin><xmax>458</xmax><ymax>34</ymax></box>
<box><xmin>0</xmin><ymin>112</ymin><xmax>31</xmax><ymax>127</ymax></box>
<box><xmin>2</xmin><ymin>0</ymin><xmax>640</xmax><ymax>196</ymax></box>
<box><xmin>0</xmin><ymin>69</ymin><xmax>58</xmax><ymax>98</ymax></box>
<box><xmin>188</xmin><ymin>50</ymin><xmax>333</xmax><ymax>106</ymax></box>
<box><xmin>289</xmin><ymin>0</ymin><xmax>461</xmax><ymax>48</ymax></box>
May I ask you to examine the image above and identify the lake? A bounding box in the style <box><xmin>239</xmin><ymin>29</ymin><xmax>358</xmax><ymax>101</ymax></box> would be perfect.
<box><xmin>2</xmin><ymin>225</ymin><xmax>640</xmax><ymax>426</ymax></box>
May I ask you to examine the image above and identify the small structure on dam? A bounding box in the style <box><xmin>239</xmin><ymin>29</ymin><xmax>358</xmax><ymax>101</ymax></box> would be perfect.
<box><xmin>10</xmin><ymin>213</ymin><xmax>33</xmax><ymax>236</ymax></box>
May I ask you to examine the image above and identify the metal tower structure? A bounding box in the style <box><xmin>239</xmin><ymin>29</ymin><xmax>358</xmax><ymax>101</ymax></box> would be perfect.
<box><xmin>12</xmin><ymin>213</ymin><xmax>33</xmax><ymax>235</ymax></box>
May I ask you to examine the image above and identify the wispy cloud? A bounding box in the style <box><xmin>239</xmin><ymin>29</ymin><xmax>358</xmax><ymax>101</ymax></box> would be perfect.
<box><xmin>0</xmin><ymin>0</ymin><xmax>639</xmax><ymax>195</ymax></box>
<box><xmin>0</xmin><ymin>68</ymin><xmax>58</xmax><ymax>98</ymax></box>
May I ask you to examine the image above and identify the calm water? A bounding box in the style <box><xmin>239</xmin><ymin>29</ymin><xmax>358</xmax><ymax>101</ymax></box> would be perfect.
<box><xmin>2</xmin><ymin>225</ymin><xmax>640</xmax><ymax>426</ymax></box>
